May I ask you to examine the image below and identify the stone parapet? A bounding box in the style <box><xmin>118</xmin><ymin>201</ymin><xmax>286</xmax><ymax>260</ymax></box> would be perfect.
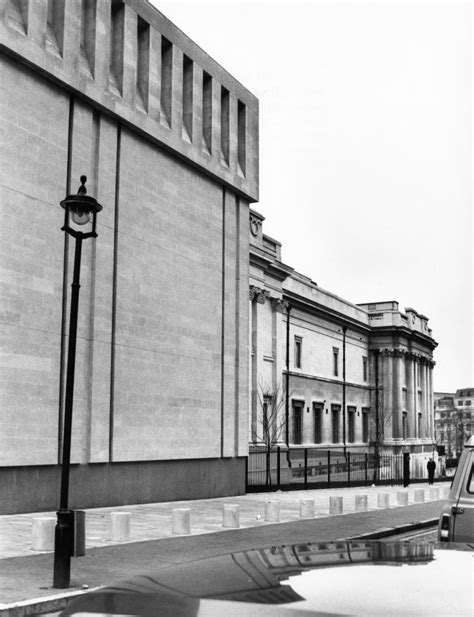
<box><xmin>0</xmin><ymin>0</ymin><xmax>258</xmax><ymax>201</ymax></box>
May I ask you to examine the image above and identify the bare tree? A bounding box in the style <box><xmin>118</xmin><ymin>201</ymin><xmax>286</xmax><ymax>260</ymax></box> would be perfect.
<box><xmin>252</xmin><ymin>382</ymin><xmax>286</xmax><ymax>485</ymax></box>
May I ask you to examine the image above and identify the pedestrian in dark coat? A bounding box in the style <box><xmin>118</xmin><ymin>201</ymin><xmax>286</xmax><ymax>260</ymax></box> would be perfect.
<box><xmin>427</xmin><ymin>458</ymin><xmax>436</xmax><ymax>484</ymax></box>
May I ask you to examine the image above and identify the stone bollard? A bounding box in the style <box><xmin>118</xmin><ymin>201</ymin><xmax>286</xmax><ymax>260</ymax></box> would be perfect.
<box><xmin>329</xmin><ymin>496</ymin><xmax>343</xmax><ymax>514</ymax></box>
<box><xmin>110</xmin><ymin>512</ymin><xmax>131</xmax><ymax>542</ymax></box>
<box><xmin>428</xmin><ymin>487</ymin><xmax>440</xmax><ymax>500</ymax></box>
<box><xmin>264</xmin><ymin>500</ymin><xmax>280</xmax><ymax>522</ymax></box>
<box><xmin>222</xmin><ymin>504</ymin><xmax>240</xmax><ymax>528</ymax></box>
<box><xmin>377</xmin><ymin>492</ymin><xmax>390</xmax><ymax>509</ymax></box>
<box><xmin>32</xmin><ymin>517</ymin><xmax>56</xmax><ymax>551</ymax></box>
<box><xmin>441</xmin><ymin>485</ymin><xmax>450</xmax><ymax>499</ymax></box>
<box><xmin>299</xmin><ymin>499</ymin><xmax>315</xmax><ymax>519</ymax></box>
<box><xmin>397</xmin><ymin>490</ymin><xmax>409</xmax><ymax>506</ymax></box>
<box><xmin>355</xmin><ymin>494</ymin><xmax>368</xmax><ymax>512</ymax></box>
<box><xmin>172</xmin><ymin>508</ymin><xmax>191</xmax><ymax>535</ymax></box>
<box><xmin>414</xmin><ymin>489</ymin><xmax>425</xmax><ymax>503</ymax></box>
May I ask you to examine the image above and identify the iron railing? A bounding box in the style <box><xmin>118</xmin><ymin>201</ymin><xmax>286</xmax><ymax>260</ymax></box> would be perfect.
<box><xmin>246</xmin><ymin>447</ymin><xmax>425</xmax><ymax>492</ymax></box>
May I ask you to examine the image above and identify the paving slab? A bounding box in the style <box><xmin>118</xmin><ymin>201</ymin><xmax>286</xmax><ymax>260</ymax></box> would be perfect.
<box><xmin>0</xmin><ymin>483</ymin><xmax>447</xmax><ymax>615</ymax></box>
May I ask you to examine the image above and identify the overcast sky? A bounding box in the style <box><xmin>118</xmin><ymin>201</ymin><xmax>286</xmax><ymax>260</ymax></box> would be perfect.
<box><xmin>154</xmin><ymin>0</ymin><xmax>473</xmax><ymax>393</ymax></box>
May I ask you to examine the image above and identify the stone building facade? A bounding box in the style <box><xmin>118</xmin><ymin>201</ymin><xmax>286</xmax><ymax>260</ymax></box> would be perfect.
<box><xmin>249</xmin><ymin>210</ymin><xmax>438</xmax><ymax>465</ymax></box>
<box><xmin>434</xmin><ymin>388</ymin><xmax>473</xmax><ymax>457</ymax></box>
<box><xmin>0</xmin><ymin>0</ymin><xmax>257</xmax><ymax>513</ymax></box>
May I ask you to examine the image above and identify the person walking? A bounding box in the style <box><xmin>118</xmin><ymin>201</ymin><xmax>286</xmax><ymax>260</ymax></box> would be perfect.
<box><xmin>427</xmin><ymin>458</ymin><xmax>436</xmax><ymax>484</ymax></box>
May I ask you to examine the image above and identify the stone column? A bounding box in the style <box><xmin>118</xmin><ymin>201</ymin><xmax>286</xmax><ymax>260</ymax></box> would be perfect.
<box><xmin>273</xmin><ymin>298</ymin><xmax>288</xmax><ymax>443</ymax></box>
<box><xmin>249</xmin><ymin>286</ymin><xmax>270</xmax><ymax>442</ymax></box>
<box><xmin>422</xmin><ymin>360</ymin><xmax>429</xmax><ymax>439</ymax></box>
<box><xmin>427</xmin><ymin>361</ymin><xmax>435</xmax><ymax>442</ymax></box>
<box><xmin>406</xmin><ymin>353</ymin><xmax>415</xmax><ymax>439</ymax></box>
<box><xmin>392</xmin><ymin>350</ymin><xmax>403</xmax><ymax>439</ymax></box>
<box><xmin>382</xmin><ymin>350</ymin><xmax>393</xmax><ymax>441</ymax></box>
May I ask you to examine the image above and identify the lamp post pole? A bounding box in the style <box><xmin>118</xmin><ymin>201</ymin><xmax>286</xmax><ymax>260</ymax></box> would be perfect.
<box><xmin>53</xmin><ymin>176</ymin><xmax>102</xmax><ymax>589</ymax></box>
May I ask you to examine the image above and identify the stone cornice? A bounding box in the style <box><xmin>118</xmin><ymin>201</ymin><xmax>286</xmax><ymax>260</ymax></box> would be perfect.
<box><xmin>378</xmin><ymin>348</ymin><xmax>435</xmax><ymax>367</ymax></box>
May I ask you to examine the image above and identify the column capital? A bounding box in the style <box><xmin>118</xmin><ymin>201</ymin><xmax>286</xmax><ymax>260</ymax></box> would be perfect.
<box><xmin>249</xmin><ymin>285</ymin><xmax>270</xmax><ymax>304</ymax></box>
<box><xmin>272</xmin><ymin>298</ymin><xmax>289</xmax><ymax>313</ymax></box>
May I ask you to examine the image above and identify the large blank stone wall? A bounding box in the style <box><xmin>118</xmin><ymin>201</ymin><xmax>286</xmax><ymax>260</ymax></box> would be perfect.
<box><xmin>0</xmin><ymin>50</ymin><xmax>249</xmax><ymax>468</ymax></box>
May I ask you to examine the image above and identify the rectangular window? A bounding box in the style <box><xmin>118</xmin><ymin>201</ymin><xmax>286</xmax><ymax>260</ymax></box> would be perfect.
<box><xmin>362</xmin><ymin>408</ymin><xmax>369</xmax><ymax>443</ymax></box>
<box><xmin>295</xmin><ymin>336</ymin><xmax>302</xmax><ymax>369</ymax></box>
<box><xmin>110</xmin><ymin>0</ymin><xmax>124</xmax><ymax>92</ymax></box>
<box><xmin>160</xmin><ymin>36</ymin><xmax>173</xmax><ymax>126</ymax></box>
<box><xmin>182</xmin><ymin>54</ymin><xmax>193</xmax><ymax>140</ymax></box>
<box><xmin>402</xmin><ymin>388</ymin><xmax>407</xmax><ymax>410</ymax></box>
<box><xmin>333</xmin><ymin>348</ymin><xmax>339</xmax><ymax>377</ymax></box>
<box><xmin>362</xmin><ymin>356</ymin><xmax>368</xmax><ymax>381</ymax></box>
<box><xmin>402</xmin><ymin>412</ymin><xmax>407</xmax><ymax>440</ymax></box>
<box><xmin>136</xmin><ymin>16</ymin><xmax>150</xmax><ymax>109</ymax></box>
<box><xmin>292</xmin><ymin>402</ymin><xmax>303</xmax><ymax>444</ymax></box>
<box><xmin>331</xmin><ymin>405</ymin><xmax>340</xmax><ymax>444</ymax></box>
<box><xmin>220</xmin><ymin>86</ymin><xmax>230</xmax><ymax>164</ymax></box>
<box><xmin>313</xmin><ymin>404</ymin><xmax>323</xmax><ymax>444</ymax></box>
<box><xmin>348</xmin><ymin>406</ymin><xmax>356</xmax><ymax>443</ymax></box>
<box><xmin>237</xmin><ymin>99</ymin><xmax>246</xmax><ymax>175</ymax></box>
<box><xmin>202</xmin><ymin>70</ymin><xmax>212</xmax><ymax>153</ymax></box>
<box><xmin>418</xmin><ymin>413</ymin><xmax>422</xmax><ymax>438</ymax></box>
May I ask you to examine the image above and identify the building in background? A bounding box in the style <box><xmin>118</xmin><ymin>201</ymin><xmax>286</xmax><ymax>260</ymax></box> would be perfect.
<box><xmin>249</xmin><ymin>210</ymin><xmax>438</xmax><ymax>472</ymax></box>
<box><xmin>434</xmin><ymin>388</ymin><xmax>473</xmax><ymax>457</ymax></box>
<box><xmin>1</xmin><ymin>0</ymin><xmax>257</xmax><ymax>514</ymax></box>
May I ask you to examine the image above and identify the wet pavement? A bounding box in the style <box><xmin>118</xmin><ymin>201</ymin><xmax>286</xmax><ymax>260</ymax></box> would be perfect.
<box><xmin>0</xmin><ymin>482</ymin><xmax>449</xmax><ymax>615</ymax></box>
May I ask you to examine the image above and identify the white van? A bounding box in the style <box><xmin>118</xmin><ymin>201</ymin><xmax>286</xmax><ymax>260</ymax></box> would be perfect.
<box><xmin>438</xmin><ymin>435</ymin><xmax>474</xmax><ymax>542</ymax></box>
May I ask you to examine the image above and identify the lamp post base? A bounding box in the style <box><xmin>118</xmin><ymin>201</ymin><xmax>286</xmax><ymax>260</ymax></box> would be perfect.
<box><xmin>53</xmin><ymin>509</ymin><xmax>74</xmax><ymax>588</ymax></box>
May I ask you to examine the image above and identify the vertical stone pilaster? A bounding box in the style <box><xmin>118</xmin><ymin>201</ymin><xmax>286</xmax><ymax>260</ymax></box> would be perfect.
<box><xmin>382</xmin><ymin>350</ymin><xmax>393</xmax><ymax>440</ymax></box>
<box><xmin>249</xmin><ymin>286</ymin><xmax>270</xmax><ymax>443</ymax></box>
<box><xmin>392</xmin><ymin>351</ymin><xmax>403</xmax><ymax>438</ymax></box>
<box><xmin>406</xmin><ymin>353</ymin><xmax>415</xmax><ymax>439</ymax></box>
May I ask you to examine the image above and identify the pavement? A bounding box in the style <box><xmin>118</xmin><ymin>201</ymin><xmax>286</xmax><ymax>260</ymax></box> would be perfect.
<box><xmin>0</xmin><ymin>482</ymin><xmax>449</xmax><ymax>616</ymax></box>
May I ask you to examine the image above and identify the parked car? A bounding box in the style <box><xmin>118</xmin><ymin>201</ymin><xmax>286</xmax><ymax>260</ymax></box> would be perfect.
<box><xmin>438</xmin><ymin>435</ymin><xmax>474</xmax><ymax>543</ymax></box>
<box><xmin>61</xmin><ymin>539</ymin><xmax>471</xmax><ymax>616</ymax></box>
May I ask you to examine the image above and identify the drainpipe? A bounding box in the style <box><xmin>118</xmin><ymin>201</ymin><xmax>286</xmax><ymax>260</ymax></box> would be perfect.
<box><xmin>342</xmin><ymin>326</ymin><xmax>347</xmax><ymax>458</ymax></box>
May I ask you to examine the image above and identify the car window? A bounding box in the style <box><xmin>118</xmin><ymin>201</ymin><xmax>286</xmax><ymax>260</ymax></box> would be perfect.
<box><xmin>466</xmin><ymin>462</ymin><xmax>474</xmax><ymax>494</ymax></box>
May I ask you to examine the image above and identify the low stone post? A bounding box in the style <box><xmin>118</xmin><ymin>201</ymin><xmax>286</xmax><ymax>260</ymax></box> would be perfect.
<box><xmin>441</xmin><ymin>485</ymin><xmax>450</xmax><ymax>499</ymax></box>
<box><xmin>32</xmin><ymin>517</ymin><xmax>55</xmax><ymax>551</ymax></box>
<box><xmin>377</xmin><ymin>492</ymin><xmax>390</xmax><ymax>508</ymax></box>
<box><xmin>110</xmin><ymin>512</ymin><xmax>131</xmax><ymax>542</ymax></box>
<box><xmin>264</xmin><ymin>500</ymin><xmax>280</xmax><ymax>522</ymax></box>
<box><xmin>355</xmin><ymin>494</ymin><xmax>368</xmax><ymax>512</ymax></box>
<box><xmin>329</xmin><ymin>496</ymin><xmax>343</xmax><ymax>514</ymax></box>
<box><xmin>428</xmin><ymin>487</ymin><xmax>440</xmax><ymax>500</ymax></box>
<box><xmin>172</xmin><ymin>508</ymin><xmax>191</xmax><ymax>535</ymax></box>
<box><xmin>222</xmin><ymin>504</ymin><xmax>240</xmax><ymax>528</ymax></box>
<box><xmin>397</xmin><ymin>490</ymin><xmax>409</xmax><ymax>506</ymax></box>
<box><xmin>299</xmin><ymin>499</ymin><xmax>315</xmax><ymax>518</ymax></box>
<box><xmin>414</xmin><ymin>488</ymin><xmax>425</xmax><ymax>503</ymax></box>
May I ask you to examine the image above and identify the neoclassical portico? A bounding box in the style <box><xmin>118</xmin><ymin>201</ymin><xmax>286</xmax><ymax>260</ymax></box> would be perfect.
<box><xmin>376</xmin><ymin>348</ymin><xmax>435</xmax><ymax>449</ymax></box>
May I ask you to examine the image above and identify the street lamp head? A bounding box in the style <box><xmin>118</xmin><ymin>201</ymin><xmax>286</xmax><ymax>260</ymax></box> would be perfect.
<box><xmin>61</xmin><ymin>176</ymin><xmax>103</xmax><ymax>238</ymax></box>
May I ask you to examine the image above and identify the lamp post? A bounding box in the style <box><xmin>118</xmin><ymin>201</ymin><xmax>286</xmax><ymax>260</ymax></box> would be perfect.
<box><xmin>53</xmin><ymin>176</ymin><xmax>102</xmax><ymax>589</ymax></box>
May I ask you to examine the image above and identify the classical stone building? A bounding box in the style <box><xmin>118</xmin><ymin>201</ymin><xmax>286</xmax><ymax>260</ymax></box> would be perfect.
<box><xmin>249</xmin><ymin>210</ymin><xmax>438</xmax><ymax>466</ymax></box>
<box><xmin>434</xmin><ymin>388</ymin><xmax>473</xmax><ymax>457</ymax></box>
<box><xmin>0</xmin><ymin>0</ymin><xmax>257</xmax><ymax>513</ymax></box>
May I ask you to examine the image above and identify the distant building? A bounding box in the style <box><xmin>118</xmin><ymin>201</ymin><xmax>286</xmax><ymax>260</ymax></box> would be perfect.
<box><xmin>0</xmin><ymin>0</ymin><xmax>258</xmax><ymax>514</ymax></box>
<box><xmin>434</xmin><ymin>388</ymin><xmax>473</xmax><ymax>457</ymax></box>
<box><xmin>249</xmin><ymin>210</ymin><xmax>438</xmax><ymax>468</ymax></box>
